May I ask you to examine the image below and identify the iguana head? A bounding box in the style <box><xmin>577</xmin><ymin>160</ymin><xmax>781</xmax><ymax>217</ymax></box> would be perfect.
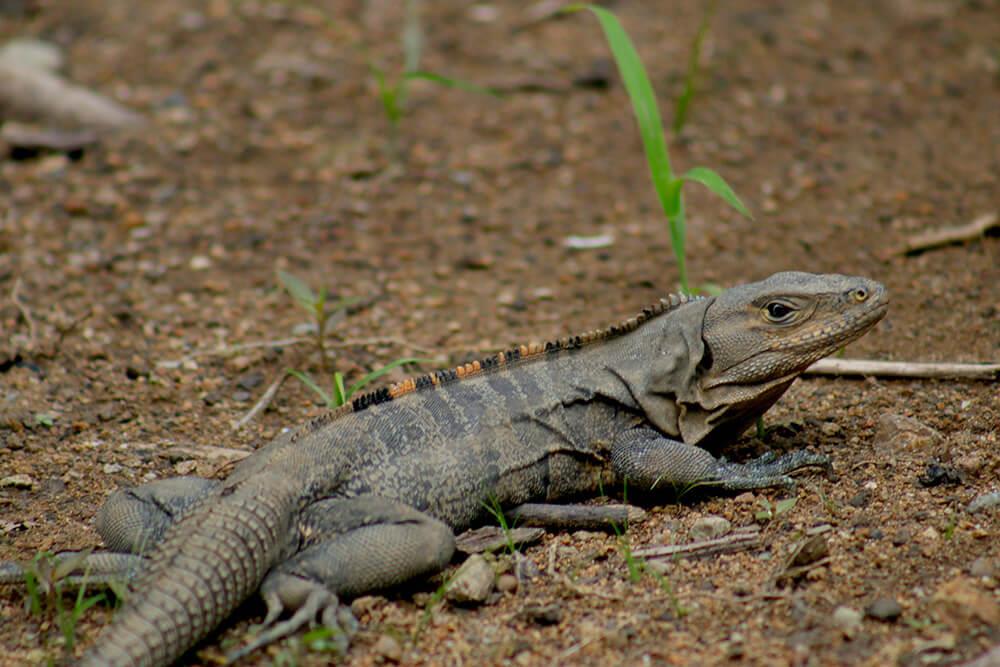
<box><xmin>633</xmin><ymin>271</ymin><xmax>888</xmax><ymax>451</ymax></box>
<box><xmin>700</xmin><ymin>271</ymin><xmax>889</xmax><ymax>388</ymax></box>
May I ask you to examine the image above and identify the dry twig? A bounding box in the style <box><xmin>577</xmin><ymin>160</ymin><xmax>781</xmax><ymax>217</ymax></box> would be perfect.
<box><xmin>158</xmin><ymin>335</ymin><xmax>436</xmax><ymax>368</ymax></box>
<box><xmin>895</xmin><ymin>211</ymin><xmax>998</xmax><ymax>256</ymax></box>
<box><xmin>633</xmin><ymin>525</ymin><xmax>761</xmax><ymax>561</ymax></box>
<box><xmin>806</xmin><ymin>358</ymin><xmax>999</xmax><ymax>380</ymax></box>
<box><xmin>231</xmin><ymin>373</ymin><xmax>288</xmax><ymax>431</ymax></box>
<box><xmin>10</xmin><ymin>278</ymin><xmax>38</xmax><ymax>350</ymax></box>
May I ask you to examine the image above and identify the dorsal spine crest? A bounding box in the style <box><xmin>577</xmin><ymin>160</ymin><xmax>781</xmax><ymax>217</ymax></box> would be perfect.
<box><xmin>339</xmin><ymin>291</ymin><xmax>701</xmax><ymax>413</ymax></box>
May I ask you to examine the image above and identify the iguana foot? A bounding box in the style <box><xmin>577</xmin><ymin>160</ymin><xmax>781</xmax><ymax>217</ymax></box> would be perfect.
<box><xmin>226</xmin><ymin>573</ymin><xmax>357</xmax><ymax>662</ymax></box>
<box><xmin>713</xmin><ymin>450</ymin><xmax>831</xmax><ymax>491</ymax></box>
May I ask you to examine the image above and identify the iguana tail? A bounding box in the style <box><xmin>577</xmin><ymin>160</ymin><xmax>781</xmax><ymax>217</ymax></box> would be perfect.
<box><xmin>79</xmin><ymin>477</ymin><xmax>297</xmax><ymax>667</ymax></box>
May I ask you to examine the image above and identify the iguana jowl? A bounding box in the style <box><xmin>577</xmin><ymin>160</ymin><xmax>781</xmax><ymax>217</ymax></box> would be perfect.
<box><xmin>0</xmin><ymin>272</ymin><xmax>888</xmax><ymax>666</ymax></box>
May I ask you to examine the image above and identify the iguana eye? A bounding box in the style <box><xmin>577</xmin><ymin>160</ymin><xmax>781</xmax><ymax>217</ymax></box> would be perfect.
<box><xmin>852</xmin><ymin>287</ymin><xmax>869</xmax><ymax>302</ymax></box>
<box><xmin>763</xmin><ymin>301</ymin><xmax>795</xmax><ymax>322</ymax></box>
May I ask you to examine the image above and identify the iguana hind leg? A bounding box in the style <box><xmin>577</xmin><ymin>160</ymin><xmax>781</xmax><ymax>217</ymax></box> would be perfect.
<box><xmin>229</xmin><ymin>495</ymin><xmax>455</xmax><ymax>660</ymax></box>
<box><xmin>96</xmin><ymin>476</ymin><xmax>221</xmax><ymax>553</ymax></box>
<box><xmin>612</xmin><ymin>427</ymin><xmax>830</xmax><ymax>492</ymax></box>
<box><xmin>1</xmin><ymin>477</ymin><xmax>221</xmax><ymax>590</ymax></box>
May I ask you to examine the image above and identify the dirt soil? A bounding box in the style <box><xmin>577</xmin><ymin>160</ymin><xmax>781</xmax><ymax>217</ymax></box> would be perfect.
<box><xmin>1</xmin><ymin>1</ymin><xmax>998</xmax><ymax>665</ymax></box>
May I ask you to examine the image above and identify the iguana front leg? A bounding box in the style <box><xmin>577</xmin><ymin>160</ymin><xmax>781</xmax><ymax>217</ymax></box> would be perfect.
<box><xmin>229</xmin><ymin>495</ymin><xmax>455</xmax><ymax>661</ymax></box>
<box><xmin>611</xmin><ymin>427</ymin><xmax>830</xmax><ymax>492</ymax></box>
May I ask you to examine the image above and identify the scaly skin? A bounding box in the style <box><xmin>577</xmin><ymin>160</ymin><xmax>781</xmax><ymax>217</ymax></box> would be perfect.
<box><xmin>0</xmin><ymin>272</ymin><xmax>888</xmax><ymax>666</ymax></box>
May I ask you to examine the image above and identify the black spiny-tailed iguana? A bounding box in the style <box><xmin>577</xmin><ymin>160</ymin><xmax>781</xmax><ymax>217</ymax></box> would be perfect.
<box><xmin>0</xmin><ymin>271</ymin><xmax>888</xmax><ymax>666</ymax></box>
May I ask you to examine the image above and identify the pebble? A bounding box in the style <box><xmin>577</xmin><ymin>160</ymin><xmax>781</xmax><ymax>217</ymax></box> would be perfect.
<box><xmin>445</xmin><ymin>554</ymin><xmax>494</xmax><ymax>604</ymax></box>
<box><xmin>873</xmin><ymin>413</ymin><xmax>942</xmax><ymax>452</ymax></box>
<box><xmin>102</xmin><ymin>463</ymin><xmax>123</xmax><ymax>474</ymax></box>
<box><xmin>969</xmin><ymin>556</ymin><xmax>996</xmax><ymax>578</ymax></box>
<box><xmin>496</xmin><ymin>573</ymin><xmax>518</xmax><ymax>594</ymax></box>
<box><xmin>0</xmin><ymin>474</ymin><xmax>35</xmax><ymax>490</ymax></box>
<box><xmin>690</xmin><ymin>515</ymin><xmax>732</xmax><ymax>540</ymax></box>
<box><xmin>820</xmin><ymin>421</ymin><xmax>842</xmax><ymax>436</ymax></box>
<box><xmin>373</xmin><ymin>634</ymin><xmax>402</xmax><ymax>662</ymax></box>
<box><xmin>848</xmin><ymin>489</ymin><xmax>872</xmax><ymax>508</ymax></box>
<box><xmin>931</xmin><ymin>576</ymin><xmax>1000</xmax><ymax>630</ymax></box>
<box><xmin>174</xmin><ymin>460</ymin><xmax>198</xmax><ymax>475</ymax></box>
<box><xmin>865</xmin><ymin>597</ymin><xmax>903</xmax><ymax>622</ymax></box>
<box><xmin>517</xmin><ymin>603</ymin><xmax>562</xmax><ymax>626</ymax></box>
<box><xmin>236</xmin><ymin>372</ymin><xmax>263</xmax><ymax>390</ymax></box>
<box><xmin>832</xmin><ymin>605</ymin><xmax>863</xmax><ymax>636</ymax></box>
<box><xmin>189</xmin><ymin>255</ymin><xmax>212</xmax><ymax>270</ymax></box>
<box><xmin>967</xmin><ymin>491</ymin><xmax>1000</xmax><ymax>514</ymax></box>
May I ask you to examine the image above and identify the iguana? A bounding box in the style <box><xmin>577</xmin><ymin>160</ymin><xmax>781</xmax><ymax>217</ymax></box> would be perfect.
<box><xmin>0</xmin><ymin>271</ymin><xmax>888</xmax><ymax>666</ymax></box>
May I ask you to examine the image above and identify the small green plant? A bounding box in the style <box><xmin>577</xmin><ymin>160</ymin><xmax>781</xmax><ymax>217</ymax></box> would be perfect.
<box><xmin>34</xmin><ymin>412</ymin><xmax>55</xmax><ymax>427</ymax></box>
<box><xmin>277</xmin><ymin>269</ymin><xmax>428</xmax><ymax>408</ymax></box>
<box><xmin>609</xmin><ymin>517</ymin><xmax>688</xmax><ymax>617</ymax></box>
<box><xmin>672</xmin><ymin>0</ymin><xmax>718</xmax><ymax>134</ymax></box>
<box><xmin>755</xmin><ymin>496</ymin><xmax>797</xmax><ymax>523</ymax></box>
<box><xmin>22</xmin><ymin>551</ymin><xmax>106</xmax><ymax>654</ymax></box>
<box><xmin>370</xmin><ymin>0</ymin><xmax>497</xmax><ymax>162</ymax></box>
<box><xmin>414</xmin><ymin>571</ymin><xmax>456</xmax><ymax>641</ymax></box>
<box><xmin>277</xmin><ymin>269</ymin><xmax>359</xmax><ymax>376</ymax></box>
<box><xmin>481</xmin><ymin>495</ymin><xmax>519</xmax><ymax>556</ymax></box>
<box><xmin>286</xmin><ymin>358</ymin><xmax>428</xmax><ymax>409</ymax></box>
<box><xmin>564</xmin><ymin>4</ymin><xmax>752</xmax><ymax>294</ymax></box>
<box><xmin>610</xmin><ymin>520</ymin><xmax>644</xmax><ymax>584</ymax></box>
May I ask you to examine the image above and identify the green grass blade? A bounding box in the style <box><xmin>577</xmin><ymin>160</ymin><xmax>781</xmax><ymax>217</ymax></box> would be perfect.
<box><xmin>565</xmin><ymin>5</ymin><xmax>675</xmax><ymax>203</ymax></box>
<box><xmin>333</xmin><ymin>371</ymin><xmax>347</xmax><ymax>407</ymax></box>
<box><xmin>681</xmin><ymin>166</ymin><xmax>753</xmax><ymax>219</ymax></box>
<box><xmin>669</xmin><ymin>192</ymin><xmax>689</xmax><ymax>293</ymax></box>
<box><xmin>672</xmin><ymin>0</ymin><xmax>717</xmax><ymax>134</ymax></box>
<box><xmin>402</xmin><ymin>71</ymin><xmax>500</xmax><ymax>97</ymax></box>
<box><xmin>286</xmin><ymin>369</ymin><xmax>333</xmax><ymax>408</ymax></box>
<box><xmin>345</xmin><ymin>357</ymin><xmax>431</xmax><ymax>400</ymax></box>
<box><xmin>277</xmin><ymin>270</ymin><xmax>317</xmax><ymax>310</ymax></box>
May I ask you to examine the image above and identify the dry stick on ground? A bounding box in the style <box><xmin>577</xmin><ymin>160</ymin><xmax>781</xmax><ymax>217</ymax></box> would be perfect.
<box><xmin>10</xmin><ymin>278</ymin><xmax>38</xmax><ymax>349</ymax></box>
<box><xmin>231</xmin><ymin>373</ymin><xmax>288</xmax><ymax>431</ymax></box>
<box><xmin>806</xmin><ymin>358</ymin><xmax>1000</xmax><ymax>380</ymax></box>
<box><xmin>633</xmin><ymin>525</ymin><xmax>762</xmax><ymax>561</ymax></box>
<box><xmin>895</xmin><ymin>211</ymin><xmax>998</xmax><ymax>256</ymax></box>
<box><xmin>505</xmin><ymin>503</ymin><xmax>646</xmax><ymax>532</ymax></box>
<box><xmin>158</xmin><ymin>335</ymin><xmax>436</xmax><ymax>367</ymax></box>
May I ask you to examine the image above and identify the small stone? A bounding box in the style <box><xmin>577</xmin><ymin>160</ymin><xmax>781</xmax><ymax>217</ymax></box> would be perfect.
<box><xmin>174</xmin><ymin>460</ymin><xmax>198</xmax><ymax>475</ymax></box>
<box><xmin>350</xmin><ymin>595</ymin><xmax>386</xmax><ymax>619</ymax></box>
<box><xmin>848</xmin><ymin>489</ymin><xmax>872</xmax><ymax>508</ymax></box>
<box><xmin>189</xmin><ymin>255</ymin><xmax>212</xmax><ymax>270</ymax></box>
<box><xmin>969</xmin><ymin>557</ymin><xmax>996</xmax><ymax>579</ymax></box>
<box><xmin>373</xmin><ymin>634</ymin><xmax>402</xmax><ymax>662</ymax></box>
<box><xmin>0</xmin><ymin>474</ymin><xmax>35</xmax><ymax>490</ymax></box>
<box><xmin>832</xmin><ymin>605</ymin><xmax>863</xmax><ymax>636</ymax></box>
<box><xmin>445</xmin><ymin>554</ymin><xmax>494</xmax><ymax>604</ymax></box>
<box><xmin>733</xmin><ymin>492</ymin><xmax>756</xmax><ymax>505</ymax></box>
<box><xmin>967</xmin><ymin>491</ymin><xmax>1000</xmax><ymax>514</ymax></box>
<box><xmin>690</xmin><ymin>515</ymin><xmax>732</xmax><ymax>540</ymax></box>
<box><xmin>930</xmin><ymin>576</ymin><xmax>1000</xmax><ymax>630</ymax></box>
<box><xmin>820</xmin><ymin>421</ymin><xmax>842</xmax><ymax>436</ymax></box>
<box><xmin>102</xmin><ymin>463</ymin><xmax>123</xmax><ymax>474</ymax></box>
<box><xmin>954</xmin><ymin>453</ymin><xmax>984</xmax><ymax>476</ymax></box>
<box><xmin>497</xmin><ymin>573</ymin><xmax>518</xmax><ymax>594</ymax></box>
<box><xmin>517</xmin><ymin>603</ymin><xmax>562</xmax><ymax>626</ymax></box>
<box><xmin>873</xmin><ymin>413</ymin><xmax>942</xmax><ymax>452</ymax></box>
<box><xmin>865</xmin><ymin>597</ymin><xmax>903</xmax><ymax>622</ymax></box>
<box><xmin>231</xmin><ymin>390</ymin><xmax>251</xmax><ymax>403</ymax></box>
<box><xmin>236</xmin><ymin>372</ymin><xmax>264</xmax><ymax>390</ymax></box>
<box><xmin>918</xmin><ymin>461</ymin><xmax>964</xmax><ymax>487</ymax></box>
